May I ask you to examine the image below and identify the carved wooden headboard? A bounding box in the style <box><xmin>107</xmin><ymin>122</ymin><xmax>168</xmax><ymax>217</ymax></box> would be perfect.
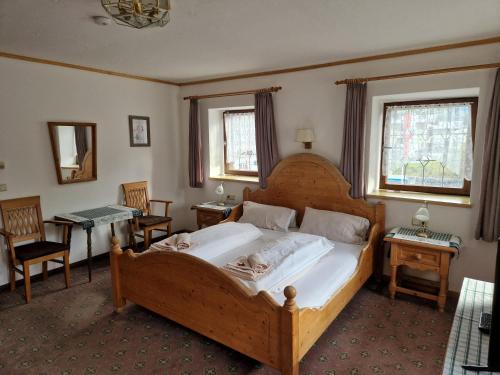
<box><xmin>243</xmin><ymin>153</ymin><xmax>384</xmax><ymax>227</ymax></box>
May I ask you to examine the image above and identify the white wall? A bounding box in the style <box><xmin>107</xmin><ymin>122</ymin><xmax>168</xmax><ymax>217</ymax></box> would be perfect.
<box><xmin>0</xmin><ymin>58</ymin><xmax>186</xmax><ymax>285</ymax></box>
<box><xmin>179</xmin><ymin>43</ymin><xmax>500</xmax><ymax>292</ymax></box>
<box><xmin>1</xmin><ymin>43</ymin><xmax>499</xmax><ymax>292</ymax></box>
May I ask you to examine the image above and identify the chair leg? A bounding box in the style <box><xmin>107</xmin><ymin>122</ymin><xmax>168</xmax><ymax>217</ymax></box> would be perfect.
<box><xmin>9</xmin><ymin>265</ymin><xmax>16</xmax><ymax>292</ymax></box>
<box><xmin>63</xmin><ymin>251</ymin><xmax>71</xmax><ymax>289</ymax></box>
<box><xmin>144</xmin><ymin>230</ymin><xmax>151</xmax><ymax>250</ymax></box>
<box><xmin>127</xmin><ymin>219</ymin><xmax>137</xmax><ymax>250</ymax></box>
<box><xmin>42</xmin><ymin>261</ymin><xmax>48</xmax><ymax>281</ymax></box>
<box><xmin>167</xmin><ymin>221</ymin><xmax>172</xmax><ymax>237</ymax></box>
<box><xmin>22</xmin><ymin>262</ymin><xmax>31</xmax><ymax>304</ymax></box>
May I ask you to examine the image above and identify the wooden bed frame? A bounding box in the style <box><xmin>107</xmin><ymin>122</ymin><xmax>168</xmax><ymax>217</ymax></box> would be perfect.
<box><xmin>110</xmin><ymin>153</ymin><xmax>385</xmax><ymax>375</ymax></box>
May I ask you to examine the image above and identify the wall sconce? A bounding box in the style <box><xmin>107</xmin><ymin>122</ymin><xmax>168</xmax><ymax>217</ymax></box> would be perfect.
<box><xmin>295</xmin><ymin>128</ymin><xmax>315</xmax><ymax>149</ymax></box>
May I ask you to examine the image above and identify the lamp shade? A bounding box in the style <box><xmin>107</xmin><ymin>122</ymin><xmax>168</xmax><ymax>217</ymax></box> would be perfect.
<box><xmin>414</xmin><ymin>206</ymin><xmax>430</xmax><ymax>223</ymax></box>
<box><xmin>295</xmin><ymin>128</ymin><xmax>315</xmax><ymax>143</ymax></box>
<box><xmin>215</xmin><ymin>183</ymin><xmax>224</xmax><ymax>196</ymax></box>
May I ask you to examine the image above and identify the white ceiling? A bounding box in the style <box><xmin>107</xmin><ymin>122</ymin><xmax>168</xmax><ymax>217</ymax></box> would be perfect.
<box><xmin>1</xmin><ymin>0</ymin><xmax>499</xmax><ymax>83</ymax></box>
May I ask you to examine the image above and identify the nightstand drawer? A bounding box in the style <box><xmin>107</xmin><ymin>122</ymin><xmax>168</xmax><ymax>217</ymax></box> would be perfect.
<box><xmin>191</xmin><ymin>202</ymin><xmax>241</xmax><ymax>229</ymax></box>
<box><xmin>399</xmin><ymin>247</ymin><xmax>441</xmax><ymax>267</ymax></box>
<box><xmin>196</xmin><ymin>210</ymin><xmax>224</xmax><ymax>227</ymax></box>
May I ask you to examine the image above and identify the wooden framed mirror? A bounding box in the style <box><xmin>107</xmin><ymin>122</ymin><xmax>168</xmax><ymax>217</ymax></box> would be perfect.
<box><xmin>48</xmin><ymin>122</ymin><xmax>97</xmax><ymax>184</ymax></box>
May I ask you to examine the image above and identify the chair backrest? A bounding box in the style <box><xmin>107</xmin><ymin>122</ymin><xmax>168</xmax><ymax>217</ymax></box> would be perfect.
<box><xmin>122</xmin><ymin>181</ymin><xmax>151</xmax><ymax>215</ymax></box>
<box><xmin>0</xmin><ymin>196</ymin><xmax>45</xmax><ymax>244</ymax></box>
<box><xmin>72</xmin><ymin>150</ymin><xmax>93</xmax><ymax>180</ymax></box>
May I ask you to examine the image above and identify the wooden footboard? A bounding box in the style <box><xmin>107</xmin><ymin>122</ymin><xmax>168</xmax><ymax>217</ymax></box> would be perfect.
<box><xmin>297</xmin><ymin>223</ymin><xmax>381</xmax><ymax>358</ymax></box>
<box><xmin>110</xmin><ymin>237</ymin><xmax>300</xmax><ymax>374</ymax></box>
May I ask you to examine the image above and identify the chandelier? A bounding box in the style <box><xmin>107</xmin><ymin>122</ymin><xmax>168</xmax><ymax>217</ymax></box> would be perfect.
<box><xmin>101</xmin><ymin>0</ymin><xmax>171</xmax><ymax>29</ymax></box>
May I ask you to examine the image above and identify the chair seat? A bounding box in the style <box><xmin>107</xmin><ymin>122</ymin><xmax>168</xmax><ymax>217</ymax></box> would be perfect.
<box><xmin>15</xmin><ymin>241</ymin><xmax>68</xmax><ymax>262</ymax></box>
<box><xmin>137</xmin><ymin>215</ymin><xmax>172</xmax><ymax>228</ymax></box>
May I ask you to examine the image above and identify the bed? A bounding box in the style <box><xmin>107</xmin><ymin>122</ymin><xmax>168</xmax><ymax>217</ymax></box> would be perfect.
<box><xmin>110</xmin><ymin>153</ymin><xmax>385</xmax><ymax>375</ymax></box>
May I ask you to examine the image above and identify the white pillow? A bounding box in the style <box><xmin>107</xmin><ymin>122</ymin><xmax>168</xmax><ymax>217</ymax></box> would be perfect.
<box><xmin>238</xmin><ymin>201</ymin><xmax>296</xmax><ymax>232</ymax></box>
<box><xmin>299</xmin><ymin>207</ymin><xmax>370</xmax><ymax>244</ymax></box>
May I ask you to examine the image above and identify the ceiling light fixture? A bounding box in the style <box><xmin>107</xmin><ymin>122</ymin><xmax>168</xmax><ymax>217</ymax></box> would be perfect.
<box><xmin>101</xmin><ymin>0</ymin><xmax>171</xmax><ymax>29</ymax></box>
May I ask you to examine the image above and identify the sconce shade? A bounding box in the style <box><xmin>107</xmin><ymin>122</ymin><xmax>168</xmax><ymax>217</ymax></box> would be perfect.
<box><xmin>295</xmin><ymin>128</ymin><xmax>315</xmax><ymax>143</ymax></box>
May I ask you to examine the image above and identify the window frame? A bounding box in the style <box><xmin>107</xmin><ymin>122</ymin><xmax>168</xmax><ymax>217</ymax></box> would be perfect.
<box><xmin>379</xmin><ymin>97</ymin><xmax>478</xmax><ymax>196</ymax></box>
<box><xmin>223</xmin><ymin>109</ymin><xmax>258</xmax><ymax>177</ymax></box>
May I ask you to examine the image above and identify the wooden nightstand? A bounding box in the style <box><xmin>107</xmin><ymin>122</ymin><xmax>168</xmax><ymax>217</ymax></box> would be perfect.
<box><xmin>385</xmin><ymin>234</ymin><xmax>458</xmax><ymax>312</ymax></box>
<box><xmin>191</xmin><ymin>201</ymin><xmax>241</xmax><ymax>229</ymax></box>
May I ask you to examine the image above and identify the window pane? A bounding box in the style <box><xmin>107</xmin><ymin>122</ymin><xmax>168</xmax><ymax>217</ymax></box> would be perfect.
<box><xmin>224</xmin><ymin>111</ymin><xmax>257</xmax><ymax>173</ymax></box>
<box><xmin>382</xmin><ymin>102</ymin><xmax>473</xmax><ymax>190</ymax></box>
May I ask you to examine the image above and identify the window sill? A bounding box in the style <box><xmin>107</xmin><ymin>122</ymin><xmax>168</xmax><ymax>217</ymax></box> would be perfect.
<box><xmin>209</xmin><ymin>175</ymin><xmax>260</xmax><ymax>184</ymax></box>
<box><xmin>366</xmin><ymin>189</ymin><xmax>471</xmax><ymax>208</ymax></box>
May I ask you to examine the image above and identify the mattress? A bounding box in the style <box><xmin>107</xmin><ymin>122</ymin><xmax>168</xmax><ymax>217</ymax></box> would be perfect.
<box><xmin>208</xmin><ymin>228</ymin><xmax>365</xmax><ymax>309</ymax></box>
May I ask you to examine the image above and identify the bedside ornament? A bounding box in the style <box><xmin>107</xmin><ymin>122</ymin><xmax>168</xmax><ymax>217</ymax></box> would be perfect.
<box><xmin>215</xmin><ymin>183</ymin><xmax>225</xmax><ymax>206</ymax></box>
<box><xmin>413</xmin><ymin>202</ymin><xmax>430</xmax><ymax>237</ymax></box>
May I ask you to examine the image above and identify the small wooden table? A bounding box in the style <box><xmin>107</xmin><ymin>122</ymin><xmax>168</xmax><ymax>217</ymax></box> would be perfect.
<box><xmin>191</xmin><ymin>201</ymin><xmax>240</xmax><ymax>229</ymax></box>
<box><xmin>56</xmin><ymin>205</ymin><xmax>142</xmax><ymax>282</ymax></box>
<box><xmin>384</xmin><ymin>228</ymin><xmax>460</xmax><ymax>312</ymax></box>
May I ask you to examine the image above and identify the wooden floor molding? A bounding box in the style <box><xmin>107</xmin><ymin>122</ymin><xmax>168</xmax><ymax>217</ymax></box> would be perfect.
<box><xmin>1</xmin><ymin>35</ymin><xmax>499</xmax><ymax>87</ymax></box>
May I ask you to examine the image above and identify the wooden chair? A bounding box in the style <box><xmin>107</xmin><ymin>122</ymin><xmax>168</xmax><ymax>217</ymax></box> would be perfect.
<box><xmin>122</xmin><ymin>181</ymin><xmax>173</xmax><ymax>250</ymax></box>
<box><xmin>0</xmin><ymin>196</ymin><xmax>72</xmax><ymax>303</ymax></box>
<box><xmin>71</xmin><ymin>150</ymin><xmax>93</xmax><ymax>180</ymax></box>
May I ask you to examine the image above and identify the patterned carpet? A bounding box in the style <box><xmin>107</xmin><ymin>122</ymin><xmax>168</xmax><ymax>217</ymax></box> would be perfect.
<box><xmin>0</xmin><ymin>259</ymin><xmax>455</xmax><ymax>375</ymax></box>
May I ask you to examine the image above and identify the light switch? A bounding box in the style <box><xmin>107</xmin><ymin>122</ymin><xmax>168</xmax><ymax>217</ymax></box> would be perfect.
<box><xmin>0</xmin><ymin>184</ymin><xmax>7</xmax><ymax>192</ymax></box>
<box><xmin>0</xmin><ymin>161</ymin><xmax>4</xmax><ymax>169</ymax></box>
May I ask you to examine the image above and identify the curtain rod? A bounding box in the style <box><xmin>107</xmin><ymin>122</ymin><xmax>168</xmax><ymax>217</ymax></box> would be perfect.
<box><xmin>335</xmin><ymin>62</ymin><xmax>500</xmax><ymax>85</ymax></box>
<box><xmin>183</xmin><ymin>86</ymin><xmax>282</xmax><ymax>100</ymax></box>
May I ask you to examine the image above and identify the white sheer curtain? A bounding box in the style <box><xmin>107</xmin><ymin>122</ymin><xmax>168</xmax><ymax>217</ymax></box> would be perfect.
<box><xmin>382</xmin><ymin>102</ymin><xmax>473</xmax><ymax>187</ymax></box>
<box><xmin>224</xmin><ymin>111</ymin><xmax>257</xmax><ymax>172</ymax></box>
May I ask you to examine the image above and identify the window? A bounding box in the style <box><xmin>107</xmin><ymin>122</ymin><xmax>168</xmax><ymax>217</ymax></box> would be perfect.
<box><xmin>380</xmin><ymin>97</ymin><xmax>477</xmax><ymax>196</ymax></box>
<box><xmin>223</xmin><ymin>110</ymin><xmax>258</xmax><ymax>176</ymax></box>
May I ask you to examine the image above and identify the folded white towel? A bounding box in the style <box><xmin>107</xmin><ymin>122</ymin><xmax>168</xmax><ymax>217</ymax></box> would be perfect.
<box><xmin>223</xmin><ymin>232</ymin><xmax>334</xmax><ymax>292</ymax></box>
<box><xmin>176</xmin><ymin>232</ymin><xmax>192</xmax><ymax>250</ymax></box>
<box><xmin>148</xmin><ymin>233</ymin><xmax>196</xmax><ymax>252</ymax></box>
<box><xmin>247</xmin><ymin>253</ymin><xmax>269</xmax><ymax>272</ymax></box>
<box><xmin>165</xmin><ymin>234</ymin><xmax>178</xmax><ymax>246</ymax></box>
<box><xmin>223</xmin><ymin>255</ymin><xmax>271</xmax><ymax>281</ymax></box>
<box><xmin>149</xmin><ymin>234</ymin><xmax>179</xmax><ymax>252</ymax></box>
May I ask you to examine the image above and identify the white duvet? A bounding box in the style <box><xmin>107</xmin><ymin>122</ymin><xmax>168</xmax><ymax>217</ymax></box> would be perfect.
<box><xmin>212</xmin><ymin>228</ymin><xmax>365</xmax><ymax>308</ymax></box>
<box><xmin>149</xmin><ymin>222</ymin><xmax>364</xmax><ymax>308</ymax></box>
<box><xmin>177</xmin><ymin>222</ymin><xmax>263</xmax><ymax>260</ymax></box>
<box><xmin>229</xmin><ymin>232</ymin><xmax>334</xmax><ymax>294</ymax></box>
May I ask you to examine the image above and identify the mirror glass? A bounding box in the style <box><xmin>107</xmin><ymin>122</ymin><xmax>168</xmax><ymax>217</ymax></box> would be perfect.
<box><xmin>48</xmin><ymin>122</ymin><xmax>97</xmax><ymax>184</ymax></box>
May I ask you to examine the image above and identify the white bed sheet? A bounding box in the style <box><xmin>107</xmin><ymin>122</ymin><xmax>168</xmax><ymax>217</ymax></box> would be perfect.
<box><xmin>208</xmin><ymin>228</ymin><xmax>365</xmax><ymax>309</ymax></box>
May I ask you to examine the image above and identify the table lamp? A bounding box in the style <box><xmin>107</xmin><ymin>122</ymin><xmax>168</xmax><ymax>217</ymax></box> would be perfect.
<box><xmin>215</xmin><ymin>183</ymin><xmax>225</xmax><ymax>206</ymax></box>
<box><xmin>413</xmin><ymin>202</ymin><xmax>430</xmax><ymax>237</ymax></box>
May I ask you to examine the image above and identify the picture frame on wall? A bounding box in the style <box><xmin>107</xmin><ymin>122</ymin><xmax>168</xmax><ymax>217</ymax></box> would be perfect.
<box><xmin>129</xmin><ymin>115</ymin><xmax>151</xmax><ymax>147</ymax></box>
